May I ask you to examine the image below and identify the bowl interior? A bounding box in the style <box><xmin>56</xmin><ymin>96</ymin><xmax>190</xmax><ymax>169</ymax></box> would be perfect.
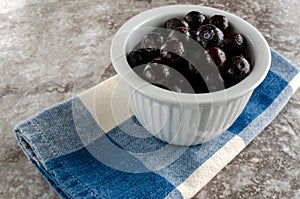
<box><xmin>111</xmin><ymin>5</ymin><xmax>271</xmax><ymax>105</ymax></box>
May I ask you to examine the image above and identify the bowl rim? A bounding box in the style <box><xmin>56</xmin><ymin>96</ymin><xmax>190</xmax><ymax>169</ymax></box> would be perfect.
<box><xmin>110</xmin><ymin>5</ymin><xmax>271</xmax><ymax>105</ymax></box>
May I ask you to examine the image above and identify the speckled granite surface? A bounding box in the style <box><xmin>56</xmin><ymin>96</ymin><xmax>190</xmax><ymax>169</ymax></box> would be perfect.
<box><xmin>0</xmin><ymin>0</ymin><xmax>299</xmax><ymax>198</ymax></box>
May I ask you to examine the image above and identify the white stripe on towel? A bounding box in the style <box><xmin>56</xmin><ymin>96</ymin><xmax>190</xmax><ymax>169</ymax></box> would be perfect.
<box><xmin>175</xmin><ymin>136</ymin><xmax>245</xmax><ymax>199</ymax></box>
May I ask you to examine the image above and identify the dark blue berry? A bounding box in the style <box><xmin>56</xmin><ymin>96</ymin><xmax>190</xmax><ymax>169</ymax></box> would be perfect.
<box><xmin>205</xmin><ymin>47</ymin><xmax>226</xmax><ymax>69</ymax></box>
<box><xmin>164</xmin><ymin>18</ymin><xmax>189</xmax><ymax>30</ymax></box>
<box><xmin>160</xmin><ymin>39</ymin><xmax>185</xmax><ymax>62</ymax></box>
<box><xmin>141</xmin><ymin>32</ymin><xmax>164</xmax><ymax>51</ymax></box>
<box><xmin>203</xmin><ymin>73</ymin><xmax>225</xmax><ymax>92</ymax></box>
<box><xmin>223</xmin><ymin>56</ymin><xmax>251</xmax><ymax>85</ymax></box>
<box><xmin>126</xmin><ymin>49</ymin><xmax>157</xmax><ymax>68</ymax></box>
<box><xmin>209</xmin><ymin>15</ymin><xmax>229</xmax><ymax>31</ymax></box>
<box><xmin>223</xmin><ymin>32</ymin><xmax>245</xmax><ymax>55</ymax></box>
<box><xmin>184</xmin><ymin>11</ymin><xmax>206</xmax><ymax>30</ymax></box>
<box><xmin>142</xmin><ymin>61</ymin><xmax>171</xmax><ymax>85</ymax></box>
<box><xmin>196</xmin><ymin>24</ymin><xmax>224</xmax><ymax>48</ymax></box>
<box><xmin>168</xmin><ymin>26</ymin><xmax>191</xmax><ymax>42</ymax></box>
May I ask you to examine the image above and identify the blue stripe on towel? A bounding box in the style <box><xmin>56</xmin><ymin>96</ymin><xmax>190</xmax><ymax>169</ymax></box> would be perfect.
<box><xmin>45</xmin><ymin>143</ymin><xmax>181</xmax><ymax>199</ymax></box>
<box><xmin>270</xmin><ymin>50</ymin><xmax>299</xmax><ymax>82</ymax></box>
<box><xmin>228</xmin><ymin>70</ymin><xmax>288</xmax><ymax>135</ymax></box>
<box><xmin>106</xmin><ymin>116</ymin><xmax>167</xmax><ymax>153</ymax></box>
<box><xmin>237</xmin><ymin>85</ymin><xmax>293</xmax><ymax>144</ymax></box>
<box><xmin>29</xmin><ymin>157</ymin><xmax>68</xmax><ymax>199</ymax></box>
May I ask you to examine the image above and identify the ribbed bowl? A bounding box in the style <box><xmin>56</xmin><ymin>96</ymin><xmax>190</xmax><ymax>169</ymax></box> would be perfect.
<box><xmin>111</xmin><ymin>5</ymin><xmax>271</xmax><ymax>146</ymax></box>
<box><xmin>122</xmin><ymin>82</ymin><xmax>253</xmax><ymax>145</ymax></box>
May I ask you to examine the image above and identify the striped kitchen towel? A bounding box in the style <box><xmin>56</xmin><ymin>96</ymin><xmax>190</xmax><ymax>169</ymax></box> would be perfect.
<box><xmin>15</xmin><ymin>49</ymin><xmax>300</xmax><ymax>199</ymax></box>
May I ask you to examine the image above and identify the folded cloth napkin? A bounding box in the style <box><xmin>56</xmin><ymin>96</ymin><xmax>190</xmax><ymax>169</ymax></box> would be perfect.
<box><xmin>15</xmin><ymin>49</ymin><xmax>300</xmax><ymax>199</ymax></box>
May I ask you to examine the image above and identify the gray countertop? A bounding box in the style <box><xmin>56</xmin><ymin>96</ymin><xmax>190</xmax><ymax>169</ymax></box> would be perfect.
<box><xmin>1</xmin><ymin>0</ymin><xmax>299</xmax><ymax>198</ymax></box>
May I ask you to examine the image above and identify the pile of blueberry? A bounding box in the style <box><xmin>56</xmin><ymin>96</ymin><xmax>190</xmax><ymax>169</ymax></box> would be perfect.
<box><xmin>126</xmin><ymin>11</ymin><xmax>252</xmax><ymax>93</ymax></box>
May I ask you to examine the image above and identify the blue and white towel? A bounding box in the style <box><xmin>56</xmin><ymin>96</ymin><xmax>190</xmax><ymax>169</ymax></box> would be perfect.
<box><xmin>15</xmin><ymin>49</ymin><xmax>300</xmax><ymax>199</ymax></box>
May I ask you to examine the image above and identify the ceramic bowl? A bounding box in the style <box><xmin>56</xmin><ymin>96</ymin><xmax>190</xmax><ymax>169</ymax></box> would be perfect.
<box><xmin>110</xmin><ymin>5</ymin><xmax>271</xmax><ymax>146</ymax></box>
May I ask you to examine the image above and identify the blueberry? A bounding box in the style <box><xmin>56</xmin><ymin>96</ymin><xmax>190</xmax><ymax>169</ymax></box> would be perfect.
<box><xmin>223</xmin><ymin>56</ymin><xmax>251</xmax><ymax>85</ymax></box>
<box><xmin>182</xmin><ymin>63</ymin><xmax>209</xmax><ymax>93</ymax></box>
<box><xmin>164</xmin><ymin>18</ymin><xmax>189</xmax><ymax>30</ymax></box>
<box><xmin>223</xmin><ymin>32</ymin><xmax>245</xmax><ymax>55</ymax></box>
<box><xmin>189</xmin><ymin>29</ymin><xmax>197</xmax><ymax>40</ymax></box>
<box><xmin>152</xmin><ymin>28</ymin><xmax>170</xmax><ymax>39</ymax></box>
<box><xmin>141</xmin><ymin>32</ymin><xmax>164</xmax><ymax>51</ymax></box>
<box><xmin>126</xmin><ymin>49</ymin><xmax>157</xmax><ymax>68</ymax></box>
<box><xmin>160</xmin><ymin>39</ymin><xmax>185</xmax><ymax>62</ymax></box>
<box><xmin>196</xmin><ymin>24</ymin><xmax>224</xmax><ymax>48</ymax></box>
<box><xmin>168</xmin><ymin>26</ymin><xmax>191</xmax><ymax>42</ymax></box>
<box><xmin>142</xmin><ymin>61</ymin><xmax>171</xmax><ymax>85</ymax></box>
<box><xmin>205</xmin><ymin>47</ymin><xmax>226</xmax><ymax>69</ymax></box>
<box><xmin>203</xmin><ymin>73</ymin><xmax>225</xmax><ymax>92</ymax></box>
<box><xmin>209</xmin><ymin>15</ymin><xmax>229</xmax><ymax>31</ymax></box>
<box><xmin>184</xmin><ymin>57</ymin><xmax>224</xmax><ymax>93</ymax></box>
<box><xmin>184</xmin><ymin>11</ymin><xmax>206</xmax><ymax>30</ymax></box>
<box><xmin>166</xmin><ymin>68</ymin><xmax>195</xmax><ymax>93</ymax></box>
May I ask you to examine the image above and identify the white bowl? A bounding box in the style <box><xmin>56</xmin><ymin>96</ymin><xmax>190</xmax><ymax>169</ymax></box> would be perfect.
<box><xmin>110</xmin><ymin>5</ymin><xmax>271</xmax><ymax>146</ymax></box>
